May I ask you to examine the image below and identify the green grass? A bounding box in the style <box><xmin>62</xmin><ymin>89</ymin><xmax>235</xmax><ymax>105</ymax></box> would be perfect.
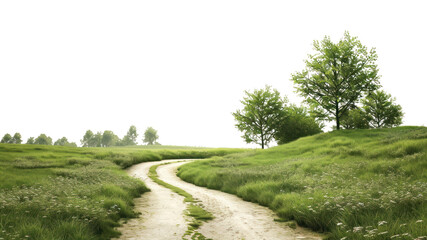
<box><xmin>149</xmin><ymin>163</ymin><xmax>213</xmax><ymax>240</ymax></box>
<box><xmin>0</xmin><ymin>144</ymin><xmax>240</xmax><ymax>239</ymax></box>
<box><xmin>178</xmin><ymin>126</ymin><xmax>427</xmax><ymax>240</ymax></box>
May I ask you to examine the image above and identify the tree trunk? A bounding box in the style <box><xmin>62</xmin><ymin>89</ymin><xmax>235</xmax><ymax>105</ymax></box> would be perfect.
<box><xmin>336</xmin><ymin>102</ymin><xmax>340</xmax><ymax>130</ymax></box>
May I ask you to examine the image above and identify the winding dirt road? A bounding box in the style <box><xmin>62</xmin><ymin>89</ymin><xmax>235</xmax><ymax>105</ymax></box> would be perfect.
<box><xmin>116</xmin><ymin>160</ymin><xmax>322</xmax><ymax>240</ymax></box>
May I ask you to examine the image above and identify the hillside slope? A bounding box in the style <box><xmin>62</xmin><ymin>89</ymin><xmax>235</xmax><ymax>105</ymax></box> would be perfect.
<box><xmin>178</xmin><ymin>126</ymin><xmax>427</xmax><ymax>239</ymax></box>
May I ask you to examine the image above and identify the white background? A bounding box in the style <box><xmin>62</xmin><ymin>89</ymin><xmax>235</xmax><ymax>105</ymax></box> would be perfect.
<box><xmin>1</xmin><ymin>0</ymin><xmax>426</xmax><ymax>148</ymax></box>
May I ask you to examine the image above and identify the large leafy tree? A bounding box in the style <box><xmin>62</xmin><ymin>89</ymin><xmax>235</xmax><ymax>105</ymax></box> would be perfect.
<box><xmin>143</xmin><ymin>127</ymin><xmax>159</xmax><ymax>145</ymax></box>
<box><xmin>292</xmin><ymin>32</ymin><xmax>380</xmax><ymax>130</ymax></box>
<box><xmin>275</xmin><ymin>105</ymin><xmax>322</xmax><ymax>144</ymax></box>
<box><xmin>362</xmin><ymin>90</ymin><xmax>403</xmax><ymax>128</ymax></box>
<box><xmin>232</xmin><ymin>86</ymin><xmax>285</xmax><ymax>149</ymax></box>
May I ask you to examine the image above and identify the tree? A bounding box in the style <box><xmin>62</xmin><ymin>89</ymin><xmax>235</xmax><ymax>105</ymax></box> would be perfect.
<box><xmin>143</xmin><ymin>127</ymin><xmax>159</xmax><ymax>145</ymax></box>
<box><xmin>91</xmin><ymin>132</ymin><xmax>103</xmax><ymax>147</ymax></box>
<box><xmin>81</xmin><ymin>130</ymin><xmax>94</xmax><ymax>147</ymax></box>
<box><xmin>341</xmin><ymin>108</ymin><xmax>370</xmax><ymax>129</ymax></box>
<box><xmin>292</xmin><ymin>32</ymin><xmax>380</xmax><ymax>130</ymax></box>
<box><xmin>275</xmin><ymin>105</ymin><xmax>322</xmax><ymax>144</ymax></box>
<box><xmin>34</xmin><ymin>134</ymin><xmax>53</xmax><ymax>145</ymax></box>
<box><xmin>26</xmin><ymin>137</ymin><xmax>35</xmax><ymax>144</ymax></box>
<box><xmin>122</xmin><ymin>125</ymin><xmax>138</xmax><ymax>146</ymax></box>
<box><xmin>362</xmin><ymin>90</ymin><xmax>403</xmax><ymax>128</ymax></box>
<box><xmin>11</xmin><ymin>133</ymin><xmax>22</xmax><ymax>144</ymax></box>
<box><xmin>54</xmin><ymin>137</ymin><xmax>77</xmax><ymax>147</ymax></box>
<box><xmin>232</xmin><ymin>86</ymin><xmax>285</xmax><ymax>149</ymax></box>
<box><xmin>1</xmin><ymin>133</ymin><xmax>12</xmax><ymax>143</ymax></box>
<box><xmin>102</xmin><ymin>130</ymin><xmax>118</xmax><ymax>147</ymax></box>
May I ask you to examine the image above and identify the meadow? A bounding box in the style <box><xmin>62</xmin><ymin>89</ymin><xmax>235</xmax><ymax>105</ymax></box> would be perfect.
<box><xmin>178</xmin><ymin>126</ymin><xmax>427</xmax><ymax>239</ymax></box>
<box><xmin>0</xmin><ymin>144</ymin><xmax>242</xmax><ymax>240</ymax></box>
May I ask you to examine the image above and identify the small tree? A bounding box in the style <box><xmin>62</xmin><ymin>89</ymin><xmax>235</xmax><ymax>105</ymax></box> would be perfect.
<box><xmin>143</xmin><ymin>127</ymin><xmax>159</xmax><ymax>145</ymax></box>
<box><xmin>1</xmin><ymin>133</ymin><xmax>12</xmax><ymax>143</ymax></box>
<box><xmin>232</xmin><ymin>86</ymin><xmax>285</xmax><ymax>149</ymax></box>
<box><xmin>81</xmin><ymin>130</ymin><xmax>94</xmax><ymax>147</ymax></box>
<box><xmin>292</xmin><ymin>32</ymin><xmax>380</xmax><ymax>130</ymax></box>
<box><xmin>54</xmin><ymin>137</ymin><xmax>70</xmax><ymax>146</ymax></box>
<box><xmin>91</xmin><ymin>132</ymin><xmax>103</xmax><ymax>147</ymax></box>
<box><xmin>122</xmin><ymin>125</ymin><xmax>138</xmax><ymax>146</ymax></box>
<box><xmin>362</xmin><ymin>90</ymin><xmax>403</xmax><ymax>128</ymax></box>
<box><xmin>34</xmin><ymin>134</ymin><xmax>53</xmax><ymax>145</ymax></box>
<box><xmin>341</xmin><ymin>108</ymin><xmax>370</xmax><ymax>129</ymax></box>
<box><xmin>26</xmin><ymin>137</ymin><xmax>35</xmax><ymax>144</ymax></box>
<box><xmin>275</xmin><ymin>105</ymin><xmax>322</xmax><ymax>144</ymax></box>
<box><xmin>11</xmin><ymin>133</ymin><xmax>22</xmax><ymax>144</ymax></box>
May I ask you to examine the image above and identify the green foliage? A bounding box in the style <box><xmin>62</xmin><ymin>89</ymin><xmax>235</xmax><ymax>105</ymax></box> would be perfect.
<box><xmin>341</xmin><ymin>108</ymin><xmax>370</xmax><ymax>129</ymax></box>
<box><xmin>11</xmin><ymin>132</ymin><xmax>22</xmax><ymax>144</ymax></box>
<box><xmin>178</xmin><ymin>127</ymin><xmax>427</xmax><ymax>239</ymax></box>
<box><xmin>1</xmin><ymin>133</ymin><xmax>12</xmax><ymax>143</ymax></box>
<box><xmin>363</xmin><ymin>90</ymin><xmax>404</xmax><ymax>128</ymax></box>
<box><xmin>34</xmin><ymin>134</ymin><xmax>53</xmax><ymax>145</ymax></box>
<box><xmin>292</xmin><ymin>31</ymin><xmax>380</xmax><ymax>130</ymax></box>
<box><xmin>143</xmin><ymin>127</ymin><xmax>159</xmax><ymax>145</ymax></box>
<box><xmin>121</xmin><ymin>125</ymin><xmax>138</xmax><ymax>146</ymax></box>
<box><xmin>275</xmin><ymin>105</ymin><xmax>322</xmax><ymax>144</ymax></box>
<box><xmin>101</xmin><ymin>130</ymin><xmax>119</xmax><ymax>147</ymax></box>
<box><xmin>26</xmin><ymin>137</ymin><xmax>35</xmax><ymax>144</ymax></box>
<box><xmin>233</xmin><ymin>85</ymin><xmax>286</xmax><ymax>149</ymax></box>
<box><xmin>54</xmin><ymin>137</ymin><xmax>77</xmax><ymax>147</ymax></box>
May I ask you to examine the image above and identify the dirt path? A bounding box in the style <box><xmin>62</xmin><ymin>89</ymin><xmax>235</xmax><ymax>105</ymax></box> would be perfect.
<box><xmin>116</xmin><ymin>159</ymin><xmax>322</xmax><ymax>240</ymax></box>
<box><xmin>158</xmin><ymin>161</ymin><xmax>322</xmax><ymax>240</ymax></box>
<box><xmin>114</xmin><ymin>160</ymin><xmax>188</xmax><ymax>240</ymax></box>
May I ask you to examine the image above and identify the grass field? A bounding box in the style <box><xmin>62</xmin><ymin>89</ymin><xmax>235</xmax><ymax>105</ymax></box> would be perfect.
<box><xmin>178</xmin><ymin>126</ymin><xmax>427</xmax><ymax>239</ymax></box>
<box><xmin>0</xmin><ymin>144</ymin><xmax>242</xmax><ymax>239</ymax></box>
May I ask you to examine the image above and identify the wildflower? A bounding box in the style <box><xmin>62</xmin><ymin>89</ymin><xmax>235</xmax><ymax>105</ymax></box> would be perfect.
<box><xmin>353</xmin><ymin>226</ymin><xmax>363</xmax><ymax>233</ymax></box>
<box><xmin>378</xmin><ymin>231</ymin><xmax>388</xmax><ymax>235</ymax></box>
<box><xmin>416</xmin><ymin>220</ymin><xmax>423</xmax><ymax>223</ymax></box>
<box><xmin>340</xmin><ymin>237</ymin><xmax>347</xmax><ymax>240</ymax></box>
<box><xmin>337</xmin><ymin>222</ymin><xmax>343</xmax><ymax>226</ymax></box>
<box><xmin>378</xmin><ymin>221</ymin><xmax>387</xmax><ymax>226</ymax></box>
<box><xmin>390</xmin><ymin>234</ymin><xmax>400</xmax><ymax>238</ymax></box>
<box><xmin>400</xmin><ymin>223</ymin><xmax>407</xmax><ymax>227</ymax></box>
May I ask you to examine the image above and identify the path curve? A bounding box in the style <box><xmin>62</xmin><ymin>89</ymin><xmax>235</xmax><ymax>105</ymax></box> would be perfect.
<box><xmin>157</xmin><ymin>161</ymin><xmax>322</xmax><ymax>240</ymax></box>
<box><xmin>114</xmin><ymin>160</ymin><xmax>188</xmax><ymax>240</ymax></box>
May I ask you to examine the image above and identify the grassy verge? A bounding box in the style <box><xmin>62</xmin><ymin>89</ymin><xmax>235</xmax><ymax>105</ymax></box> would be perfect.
<box><xmin>0</xmin><ymin>145</ymin><xmax>239</xmax><ymax>239</ymax></box>
<box><xmin>149</xmin><ymin>163</ymin><xmax>213</xmax><ymax>240</ymax></box>
<box><xmin>178</xmin><ymin>126</ymin><xmax>427</xmax><ymax>240</ymax></box>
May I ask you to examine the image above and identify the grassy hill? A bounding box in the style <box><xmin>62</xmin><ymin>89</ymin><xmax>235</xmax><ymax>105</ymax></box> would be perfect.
<box><xmin>178</xmin><ymin>126</ymin><xmax>427</xmax><ymax>239</ymax></box>
<box><xmin>0</xmin><ymin>144</ymin><xmax>242</xmax><ymax>239</ymax></box>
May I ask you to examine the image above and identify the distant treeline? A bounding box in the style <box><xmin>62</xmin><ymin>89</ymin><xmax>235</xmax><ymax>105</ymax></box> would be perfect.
<box><xmin>0</xmin><ymin>126</ymin><xmax>159</xmax><ymax>147</ymax></box>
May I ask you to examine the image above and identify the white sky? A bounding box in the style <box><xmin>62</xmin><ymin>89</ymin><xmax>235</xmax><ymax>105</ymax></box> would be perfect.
<box><xmin>1</xmin><ymin>0</ymin><xmax>426</xmax><ymax>148</ymax></box>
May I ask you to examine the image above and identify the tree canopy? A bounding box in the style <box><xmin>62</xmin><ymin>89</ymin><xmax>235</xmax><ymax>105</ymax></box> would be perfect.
<box><xmin>143</xmin><ymin>127</ymin><xmax>159</xmax><ymax>145</ymax></box>
<box><xmin>292</xmin><ymin>32</ymin><xmax>380</xmax><ymax>130</ymax></box>
<box><xmin>362</xmin><ymin>90</ymin><xmax>403</xmax><ymax>128</ymax></box>
<box><xmin>275</xmin><ymin>105</ymin><xmax>322</xmax><ymax>144</ymax></box>
<box><xmin>34</xmin><ymin>134</ymin><xmax>53</xmax><ymax>145</ymax></box>
<box><xmin>1</xmin><ymin>134</ymin><xmax>12</xmax><ymax>143</ymax></box>
<box><xmin>232</xmin><ymin>86</ymin><xmax>285</xmax><ymax>149</ymax></box>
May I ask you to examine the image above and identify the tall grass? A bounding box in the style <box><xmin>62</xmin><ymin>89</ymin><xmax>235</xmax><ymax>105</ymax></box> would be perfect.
<box><xmin>178</xmin><ymin>126</ymin><xmax>427</xmax><ymax>239</ymax></box>
<box><xmin>0</xmin><ymin>144</ymin><xmax>241</xmax><ymax>239</ymax></box>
